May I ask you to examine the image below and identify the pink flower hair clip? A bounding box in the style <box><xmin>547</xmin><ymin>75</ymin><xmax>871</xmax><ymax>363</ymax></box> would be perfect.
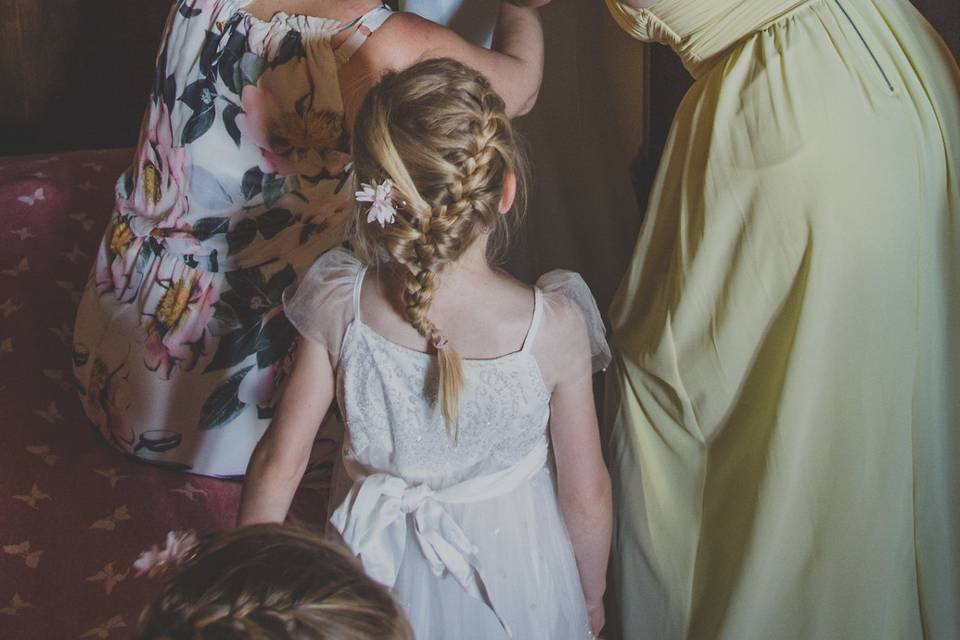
<box><xmin>356</xmin><ymin>178</ymin><xmax>399</xmax><ymax>227</ymax></box>
<box><xmin>132</xmin><ymin>530</ymin><xmax>199</xmax><ymax>578</ymax></box>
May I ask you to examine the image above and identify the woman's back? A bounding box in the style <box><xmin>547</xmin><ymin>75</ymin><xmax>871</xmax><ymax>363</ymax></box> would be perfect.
<box><xmin>73</xmin><ymin>0</ymin><xmax>545</xmax><ymax>477</ymax></box>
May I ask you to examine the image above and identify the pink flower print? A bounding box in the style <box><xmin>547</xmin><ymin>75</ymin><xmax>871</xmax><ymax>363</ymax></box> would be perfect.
<box><xmin>241</xmin><ymin>68</ymin><xmax>349</xmax><ymax>178</ymax></box>
<box><xmin>143</xmin><ymin>268</ymin><xmax>220</xmax><ymax>379</ymax></box>
<box><xmin>120</xmin><ymin>102</ymin><xmax>190</xmax><ymax>231</ymax></box>
<box><xmin>95</xmin><ymin>217</ymin><xmax>147</xmax><ymax>301</ymax></box>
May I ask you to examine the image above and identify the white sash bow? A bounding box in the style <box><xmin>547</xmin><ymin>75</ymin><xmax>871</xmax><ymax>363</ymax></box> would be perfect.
<box><xmin>330</xmin><ymin>439</ymin><xmax>550</xmax><ymax>637</ymax></box>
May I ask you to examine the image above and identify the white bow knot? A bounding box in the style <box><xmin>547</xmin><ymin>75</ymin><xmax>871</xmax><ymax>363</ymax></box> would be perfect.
<box><xmin>399</xmin><ymin>483</ymin><xmax>433</xmax><ymax>514</ymax></box>
<box><xmin>330</xmin><ymin>440</ymin><xmax>550</xmax><ymax>638</ymax></box>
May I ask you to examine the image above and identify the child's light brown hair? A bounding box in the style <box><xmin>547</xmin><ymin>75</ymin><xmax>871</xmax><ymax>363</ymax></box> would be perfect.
<box><xmin>137</xmin><ymin>524</ymin><xmax>411</xmax><ymax>640</ymax></box>
<box><xmin>350</xmin><ymin>58</ymin><xmax>525</xmax><ymax>437</ymax></box>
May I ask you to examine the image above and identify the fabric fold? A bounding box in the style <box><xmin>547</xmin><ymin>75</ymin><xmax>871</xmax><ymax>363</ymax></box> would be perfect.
<box><xmin>331</xmin><ymin>439</ymin><xmax>550</xmax><ymax>637</ymax></box>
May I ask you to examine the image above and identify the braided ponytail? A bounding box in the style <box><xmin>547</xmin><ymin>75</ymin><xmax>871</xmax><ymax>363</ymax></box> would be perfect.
<box><xmin>137</xmin><ymin>525</ymin><xmax>409</xmax><ymax>640</ymax></box>
<box><xmin>351</xmin><ymin>58</ymin><xmax>524</xmax><ymax>438</ymax></box>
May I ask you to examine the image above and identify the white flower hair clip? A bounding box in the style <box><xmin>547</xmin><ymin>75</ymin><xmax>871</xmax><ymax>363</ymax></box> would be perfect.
<box><xmin>132</xmin><ymin>530</ymin><xmax>199</xmax><ymax>578</ymax></box>
<box><xmin>356</xmin><ymin>178</ymin><xmax>399</xmax><ymax>228</ymax></box>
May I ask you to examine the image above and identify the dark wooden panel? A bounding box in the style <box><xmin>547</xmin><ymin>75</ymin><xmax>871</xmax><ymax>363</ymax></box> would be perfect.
<box><xmin>0</xmin><ymin>0</ymin><xmax>172</xmax><ymax>155</ymax></box>
<box><xmin>0</xmin><ymin>0</ymin><xmax>955</xmax><ymax>157</ymax></box>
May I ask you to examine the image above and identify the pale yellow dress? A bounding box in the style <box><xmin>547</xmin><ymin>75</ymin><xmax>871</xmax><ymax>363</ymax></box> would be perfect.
<box><xmin>604</xmin><ymin>0</ymin><xmax>960</xmax><ymax>638</ymax></box>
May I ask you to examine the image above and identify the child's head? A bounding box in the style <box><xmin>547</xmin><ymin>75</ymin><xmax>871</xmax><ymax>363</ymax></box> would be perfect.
<box><xmin>137</xmin><ymin>524</ymin><xmax>411</xmax><ymax>640</ymax></box>
<box><xmin>350</xmin><ymin>58</ymin><xmax>525</xmax><ymax>434</ymax></box>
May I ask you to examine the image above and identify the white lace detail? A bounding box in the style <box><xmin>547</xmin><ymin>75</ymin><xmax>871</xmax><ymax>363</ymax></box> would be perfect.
<box><xmin>339</xmin><ymin>321</ymin><xmax>551</xmax><ymax>485</ymax></box>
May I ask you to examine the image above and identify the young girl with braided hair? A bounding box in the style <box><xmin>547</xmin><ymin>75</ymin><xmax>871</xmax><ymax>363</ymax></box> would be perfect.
<box><xmin>137</xmin><ymin>524</ymin><xmax>412</xmax><ymax>640</ymax></box>
<box><xmin>239</xmin><ymin>58</ymin><xmax>613</xmax><ymax>639</ymax></box>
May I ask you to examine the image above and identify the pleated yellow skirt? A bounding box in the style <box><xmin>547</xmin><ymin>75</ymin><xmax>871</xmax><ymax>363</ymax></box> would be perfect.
<box><xmin>605</xmin><ymin>0</ymin><xmax>960</xmax><ymax>637</ymax></box>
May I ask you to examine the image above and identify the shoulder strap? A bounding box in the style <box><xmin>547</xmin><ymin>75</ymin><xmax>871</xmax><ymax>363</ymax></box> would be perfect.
<box><xmin>352</xmin><ymin>264</ymin><xmax>369</xmax><ymax>322</ymax></box>
<box><xmin>520</xmin><ymin>288</ymin><xmax>544</xmax><ymax>353</ymax></box>
<box><xmin>334</xmin><ymin>5</ymin><xmax>393</xmax><ymax>65</ymax></box>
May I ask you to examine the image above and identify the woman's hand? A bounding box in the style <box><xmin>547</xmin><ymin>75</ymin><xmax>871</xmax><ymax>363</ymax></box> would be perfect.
<box><xmin>354</xmin><ymin>5</ymin><xmax>544</xmax><ymax>118</ymax></box>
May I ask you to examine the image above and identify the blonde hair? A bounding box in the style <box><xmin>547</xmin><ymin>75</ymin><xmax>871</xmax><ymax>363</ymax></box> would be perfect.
<box><xmin>137</xmin><ymin>524</ymin><xmax>410</xmax><ymax>640</ymax></box>
<box><xmin>350</xmin><ymin>58</ymin><xmax>525</xmax><ymax>437</ymax></box>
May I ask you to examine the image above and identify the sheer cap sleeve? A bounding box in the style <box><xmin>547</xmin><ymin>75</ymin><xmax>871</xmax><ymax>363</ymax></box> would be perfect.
<box><xmin>531</xmin><ymin>270</ymin><xmax>611</xmax><ymax>389</ymax></box>
<box><xmin>282</xmin><ymin>248</ymin><xmax>364</xmax><ymax>364</ymax></box>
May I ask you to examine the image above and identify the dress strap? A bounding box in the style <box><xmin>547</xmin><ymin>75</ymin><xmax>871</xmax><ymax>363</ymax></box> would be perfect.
<box><xmin>334</xmin><ymin>5</ymin><xmax>393</xmax><ymax>66</ymax></box>
<box><xmin>352</xmin><ymin>264</ymin><xmax>369</xmax><ymax>322</ymax></box>
<box><xmin>520</xmin><ymin>288</ymin><xmax>544</xmax><ymax>353</ymax></box>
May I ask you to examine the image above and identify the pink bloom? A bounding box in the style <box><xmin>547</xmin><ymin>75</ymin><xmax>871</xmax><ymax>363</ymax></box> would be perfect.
<box><xmin>95</xmin><ymin>217</ymin><xmax>147</xmax><ymax>301</ymax></box>
<box><xmin>133</xmin><ymin>530</ymin><xmax>199</xmax><ymax>577</ymax></box>
<box><xmin>356</xmin><ymin>179</ymin><xmax>398</xmax><ymax>227</ymax></box>
<box><xmin>120</xmin><ymin>102</ymin><xmax>190</xmax><ymax>233</ymax></box>
<box><xmin>241</xmin><ymin>66</ymin><xmax>349</xmax><ymax>178</ymax></box>
<box><xmin>143</xmin><ymin>265</ymin><xmax>220</xmax><ymax>379</ymax></box>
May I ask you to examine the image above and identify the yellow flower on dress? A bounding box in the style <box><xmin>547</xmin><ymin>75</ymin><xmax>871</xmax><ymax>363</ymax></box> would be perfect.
<box><xmin>141</xmin><ymin>161</ymin><xmax>162</xmax><ymax>204</ymax></box>
<box><xmin>109</xmin><ymin>221</ymin><xmax>135</xmax><ymax>256</ymax></box>
<box><xmin>270</xmin><ymin>109</ymin><xmax>343</xmax><ymax>157</ymax></box>
<box><xmin>155</xmin><ymin>278</ymin><xmax>194</xmax><ymax>331</ymax></box>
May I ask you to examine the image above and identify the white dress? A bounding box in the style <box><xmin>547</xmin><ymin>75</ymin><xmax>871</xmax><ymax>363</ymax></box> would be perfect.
<box><xmin>284</xmin><ymin>249</ymin><xmax>610</xmax><ymax>640</ymax></box>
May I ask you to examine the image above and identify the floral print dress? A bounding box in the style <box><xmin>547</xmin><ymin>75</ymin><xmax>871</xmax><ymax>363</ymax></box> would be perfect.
<box><xmin>73</xmin><ymin>0</ymin><xmax>392</xmax><ymax>477</ymax></box>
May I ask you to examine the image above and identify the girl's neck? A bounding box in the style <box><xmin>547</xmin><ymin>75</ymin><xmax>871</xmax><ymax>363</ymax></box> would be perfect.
<box><xmin>381</xmin><ymin>236</ymin><xmax>501</xmax><ymax>312</ymax></box>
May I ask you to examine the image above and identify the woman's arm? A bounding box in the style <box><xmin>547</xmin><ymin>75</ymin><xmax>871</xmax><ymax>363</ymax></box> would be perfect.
<box><xmin>550</xmin><ymin>373</ymin><xmax>613</xmax><ymax>637</ymax></box>
<box><xmin>359</xmin><ymin>4</ymin><xmax>545</xmax><ymax>117</ymax></box>
<box><xmin>237</xmin><ymin>338</ymin><xmax>336</xmax><ymax>526</ymax></box>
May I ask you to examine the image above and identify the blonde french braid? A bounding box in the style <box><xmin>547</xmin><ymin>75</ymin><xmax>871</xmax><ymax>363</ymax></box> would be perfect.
<box><xmin>137</xmin><ymin>524</ymin><xmax>409</xmax><ymax>640</ymax></box>
<box><xmin>350</xmin><ymin>58</ymin><xmax>525</xmax><ymax>438</ymax></box>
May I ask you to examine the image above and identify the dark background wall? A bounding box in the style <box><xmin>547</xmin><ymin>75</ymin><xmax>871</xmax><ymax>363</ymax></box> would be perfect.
<box><xmin>0</xmin><ymin>0</ymin><xmax>957</xmax><ymax>157</ymax></box>
<box><xmin>0</xmin><ymin>0</ymin><xmax>172</xmax><ymax>156</ymax></box>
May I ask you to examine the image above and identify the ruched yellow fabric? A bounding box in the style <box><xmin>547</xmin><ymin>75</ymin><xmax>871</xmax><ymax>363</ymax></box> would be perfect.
<box><xmin>605</xmin><ymin>0</ymin><xmax>960</xmax><ymax>637</ymax></box>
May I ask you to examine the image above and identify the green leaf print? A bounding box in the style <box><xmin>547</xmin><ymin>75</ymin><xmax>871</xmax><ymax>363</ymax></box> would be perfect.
<box><xmin>208</xmin><ymin>300</ymin><xmax>244</xmax><ymax>336</ymax></box>
<box><xmin>223</xmin><ymin>263</ymin><xmax>296</xmax><ymax>312</ymax></box>
<box><xmin>204</xmin><ymin>321</ymin><xmax>261</xmax><ymax>373</ymax></box>
<box><xmin>223</xmin><ymin>104</ymin><xmax>243</xmax><ymax>147</ymax></box>
<box><xmin>180</xmin><ymin>78</ymin><xmax>218</xmax><ymax>145</ymax></box>
<box><xmin>182</xmin><ymin>106</ymin><xmax>217</xmax><ymax>145</ymax></box>
<box><xmin>240</xmin><ymin>53</ymin><xmax>267</xmax><ymax>87</ymax></box>
<box><xmin>163</xmin><ymin>74</ymin><xmax>178</xmax><ymax>114</ymax></box>
<box><xmin>262</xmin><ymin>174</ymin><xmax>286</xmax><ymax>207</ymax></box>
<box><xmin>179</xmin><ymin>3</ymin><xmax>202</xmax><ymax>18</ymax></box>
<box><xmin>199</xmin><ymin>29</ymin><xmax>222</xmax><ymax>78</ymax></box>
<box><xmin>271</xmin><ymin>30</ymin><xmax>304</xmax><ymax>69</ymax></box>
<box><xmin>257</xmin><ymin>208</ymin><xmax>294</xmax><ymax>239</ymax></box>
<box><xmin>265</xmin><ymin>264</ymin><xmax>297</xmax><ymax>303</ymax></box>
<box><xmin>192</xmin><ymin>217</ymin><xmax>231</xmax><ymax>241</ymax></box>
<box><xmin>199</xmin><ymin>366</ymin><xmax>254</xmax><ymax>430</ymax></box>
<box><xmin>256</xmin><ymin>312</ymin><xmax>297</xmax><ymax>369</ymax></box>
<box><xmin>241</xmin><ymin>166</ymin><xmax>265</xmax><ymax>200</ymax></box>
<box><xmin>227</xmin><ymin>219</ymin><xmax>258</xmax><ymax>256</ymax></box>
<box><xmin>218</xmin><ymin>30</ymin><xmax>247</xmax><ymax>95</ymax></box>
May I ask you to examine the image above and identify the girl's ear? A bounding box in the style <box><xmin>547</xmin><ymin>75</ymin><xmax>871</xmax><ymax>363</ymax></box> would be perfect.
<box><xmin>498</xmin><ymin>172</ymin><xmax>517</xmax><ymax>214</ymax></box>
